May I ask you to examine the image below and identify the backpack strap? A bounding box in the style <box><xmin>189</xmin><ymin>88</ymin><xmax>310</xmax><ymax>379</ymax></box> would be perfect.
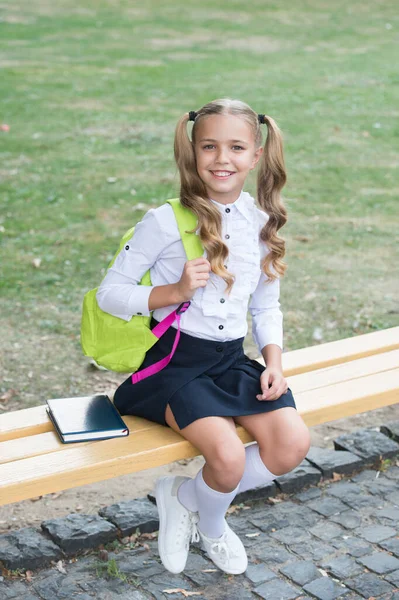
<box><xmin>131</xmin><ymin>198</ymin><xmax>203</xmax><ymax>384</ymax></box>
<box><xmin>167</xmin><ymin>198</ymin><xmax>203</xmax><ymax>260</ymax></box>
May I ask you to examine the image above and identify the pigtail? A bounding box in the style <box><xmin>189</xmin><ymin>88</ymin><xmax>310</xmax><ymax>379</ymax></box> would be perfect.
<box><xmin>174</xmin><ymin>111</ymin><xmax>235</xmax><ymax>293</ymax></box>
<box><xmin>257</xmin><ymin>116</ymin><xmax>287</xmax><ymax>281</ymax></box>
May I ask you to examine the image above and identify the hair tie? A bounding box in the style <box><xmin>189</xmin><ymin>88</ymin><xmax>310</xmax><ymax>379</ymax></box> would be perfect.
<box><xmin>258</xmin><ymin>114</ymin><xmax>266</xmax><ymax>124</ymax></box>
<box><xmin>188</xmin><ymin>111</ymin><xmax>197</xmax><ymax>122</ymax></box>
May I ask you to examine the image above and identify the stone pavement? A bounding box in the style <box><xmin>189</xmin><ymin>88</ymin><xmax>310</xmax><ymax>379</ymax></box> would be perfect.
<box><xmin>1</xmin><ymin>425</ymin><xmax>399</xmax><ymax>600</ymax></box>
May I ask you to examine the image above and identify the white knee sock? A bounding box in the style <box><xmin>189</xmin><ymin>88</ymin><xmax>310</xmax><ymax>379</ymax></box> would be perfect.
<box><xmin>238</xmin><ymin>443</ymin><xmax>278</xmax><ymax>493</ymax></box>
<box><xmin>177</xmin><ymin>477</ymin><xmax>198</xmax><ymax>512</ymax></box>
<box><xmin>178</xmin><ymin>468</ymin><xmax>238</xmax><ymax>538</ymax></box>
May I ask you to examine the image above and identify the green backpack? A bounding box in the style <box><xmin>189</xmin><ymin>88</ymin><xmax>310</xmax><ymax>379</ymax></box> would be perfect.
<box><xmin>80</xmin><ymin>198</ymin><xmax>203</xmax><ymax>373</ymax></box>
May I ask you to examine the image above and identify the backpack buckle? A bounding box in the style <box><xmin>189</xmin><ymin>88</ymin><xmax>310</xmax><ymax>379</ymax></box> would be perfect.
<box><xmin>176</xmin><ymin>301</ymin><xmax>191</xmax><ymax>315</ymax></box>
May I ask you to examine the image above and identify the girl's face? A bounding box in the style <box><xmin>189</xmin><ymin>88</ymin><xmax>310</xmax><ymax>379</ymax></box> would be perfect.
<box><xmin>193</xmin><ymin>113</ymin><xmax>262</xmax><ymax>205</ymax></box>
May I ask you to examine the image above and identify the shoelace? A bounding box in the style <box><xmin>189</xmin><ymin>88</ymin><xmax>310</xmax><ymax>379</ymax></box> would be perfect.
<box><xmin>190</xmin><ymin>514</ymin><xmax>200</xmax><ymax>544</ymax></box>
<box><xmin>210</xmin><ymin>531</ymin><xmax>241</xmax><ymax>561</ymax></box>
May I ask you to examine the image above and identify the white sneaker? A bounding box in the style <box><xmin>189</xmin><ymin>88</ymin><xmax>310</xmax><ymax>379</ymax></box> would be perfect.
<box><xmin>198</xmin><ymin>520</ymin><xmax>248</xmax><ymax>575</ymax></box>
<box><xmin>155</xmin><ymin>476</ymin><xmax>199</xmax><ymax>574</ymax></box>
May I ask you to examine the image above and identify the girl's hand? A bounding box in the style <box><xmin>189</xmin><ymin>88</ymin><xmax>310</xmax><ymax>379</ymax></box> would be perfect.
<box><xmin>176</xmin><ymin>258</ymin><xmax>211</xmax><ymax>302</ymax></box>
<box><xmin>257</xmin><ymin>367</ymin><xmax>288</xmax><ymax>401</ymax></box>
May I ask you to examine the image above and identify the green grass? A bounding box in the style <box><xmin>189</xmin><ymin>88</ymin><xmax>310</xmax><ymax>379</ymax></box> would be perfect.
<box><xmin>0</xmin><ymin>0</ymin><xmax>398</xmax><ymax>408</ymax></box>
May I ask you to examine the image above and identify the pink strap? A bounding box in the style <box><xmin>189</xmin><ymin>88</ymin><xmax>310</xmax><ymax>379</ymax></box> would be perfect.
<box><xmin>131</xmin><ymin>302</ymin><xmax>190</xmax><ymax>384</ymax></box>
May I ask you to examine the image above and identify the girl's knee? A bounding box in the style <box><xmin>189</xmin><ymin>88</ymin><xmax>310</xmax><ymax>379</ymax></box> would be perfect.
<box><xmin>207</xmin><ymin>439</ymin><xmax>245</xmax><ymax>488</ymax></box>
<box><xmin>261</xmin><ymin>426</ymin><xmax>311</xmax><ymax>475</ymax></box>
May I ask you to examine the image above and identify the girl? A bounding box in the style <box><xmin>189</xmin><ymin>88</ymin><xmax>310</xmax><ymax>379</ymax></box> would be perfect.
<box><xmin>97</xmin><ymin>99</ymin><xmax>311</xmax><ymax>575</ymax></box>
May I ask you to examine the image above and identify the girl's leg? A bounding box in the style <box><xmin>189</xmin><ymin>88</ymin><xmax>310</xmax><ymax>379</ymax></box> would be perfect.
<box><xmin>165</xmin><ymin>404</ymin><xmax>245</xmax><ymax>535</ymax></box>
<box><xmin>234</xmin><ymin>408</ymin><xmax>311</xmax><ymax>493</ymax></box>
<box><xmin>157</xmin><ymin>405</ymin><xmax>247</xmax><ymax>574</ymax></box>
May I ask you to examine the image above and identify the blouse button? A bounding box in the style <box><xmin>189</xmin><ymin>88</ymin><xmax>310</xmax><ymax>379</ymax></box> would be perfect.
<box><xmin>218</xmin><ymin>325</ymin><xmax>224</xmax><ymax>330</ymax></box>
<box><xmin>225</xmin><ymin>234</ymin><xmax>230</xmax><ymax>239</ymax></box>
<box><xmin>125</xmin><ymin>245</ymin><xmax>129</xmax><ymax>250</ymax></box>
<box><xmin>225</xmin><ymin>208</ymin><xmax>231</xmax><ymax>213</ymax></box>
<box><xmin>220</xmin><ymin>298</ymin><xmax>225</xmax><ymax>303</ymax></box>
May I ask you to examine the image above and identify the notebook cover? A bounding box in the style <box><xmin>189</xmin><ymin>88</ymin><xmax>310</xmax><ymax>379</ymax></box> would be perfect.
<box><xmin>46</xmin><ymin>394</ymin><xmax>129</xmax><ymax>443</ymax></box>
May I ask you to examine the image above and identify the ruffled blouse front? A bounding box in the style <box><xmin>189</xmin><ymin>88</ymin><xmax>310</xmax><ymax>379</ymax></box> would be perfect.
<box><xmin>96</xmin><ymin>191</ymin><xmax>283</xmax><ymax>351</ymax></box>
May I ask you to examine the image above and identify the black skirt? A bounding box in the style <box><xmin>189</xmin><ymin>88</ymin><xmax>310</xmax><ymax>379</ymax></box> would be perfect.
<box><xmin>114</xmin><ymin>318</ymin><xmax>296</xmax><ymax>430</ymax></box>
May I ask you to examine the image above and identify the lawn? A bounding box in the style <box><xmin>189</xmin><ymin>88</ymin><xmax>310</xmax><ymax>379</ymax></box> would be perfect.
<box><xmin>0</xmin><ymin>0</ymin><xmax>398</xmax><ymax>409</ymax></box>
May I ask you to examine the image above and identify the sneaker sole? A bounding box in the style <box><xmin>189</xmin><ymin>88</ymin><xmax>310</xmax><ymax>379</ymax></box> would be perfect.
<box><xmin>155</xmin><ymin>476</ymin><xmax>186</xmax><ymax>574</ymax></box>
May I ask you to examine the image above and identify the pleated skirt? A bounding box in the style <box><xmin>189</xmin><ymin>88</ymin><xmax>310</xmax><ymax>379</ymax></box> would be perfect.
<box><xmin>114</xmin><ymin>318</ymin><xmax>296</xmax><ymax>430</ymax></box>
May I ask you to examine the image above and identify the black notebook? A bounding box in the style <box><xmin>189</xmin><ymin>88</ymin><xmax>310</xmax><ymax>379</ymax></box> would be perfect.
<box><xmin>46</xmin><ymin>394</ymin><xmax>129</xmax><ymax>444</ymax></box>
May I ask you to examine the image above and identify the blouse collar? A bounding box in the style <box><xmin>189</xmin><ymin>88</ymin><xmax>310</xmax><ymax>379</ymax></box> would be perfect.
<box><xmin>210</xmin><ymin>191</ymin><xmax>255</xmax><ymax>224</ymax></box>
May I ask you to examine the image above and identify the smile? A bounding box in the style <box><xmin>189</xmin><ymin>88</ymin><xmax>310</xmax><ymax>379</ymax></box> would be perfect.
<box><xmin>210</xmin><ymin>171</ymin><xmax>235</xmax><ymax>178</ymax></box>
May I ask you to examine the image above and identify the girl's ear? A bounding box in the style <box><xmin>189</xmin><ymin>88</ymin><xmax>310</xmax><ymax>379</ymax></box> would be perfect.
<box><xmin>251</xmin><ymin>146</ymin><xmax>263</xmax><ymax>170</ymax></box>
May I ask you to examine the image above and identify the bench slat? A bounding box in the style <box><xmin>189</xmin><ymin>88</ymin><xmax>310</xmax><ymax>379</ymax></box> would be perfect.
<box><xmin>0</xmin><ymin>406</ymin><xmax>157</xmax><ymax>443</ymax></box>
<box><xmin>1</xmin><ymin>327</ymin><xmax>397</xmax><ymax>443</ymax></box>
<box><xmin>297</xmin><ymin>367</ymin><xmax>399</xmax><ymax>426</ymax></box>
<box><xmin>280</xmin><ymin>326</ymin><xmax>399</xmax><ymax>376</ymax></box>
<box><xmin>288</xmin><ymin>349</ymin><xmax>399</xmax><ymax>393</ymax></box>
<box><xmin>0</xmin><ymin>367</ymin><xmax>397</xmax><ymax>505</ymax></box>
<box><xmin>0</xmin><ymin>425</ymin><xmax>254</xmax><ymax>505</ymax></box>
<box><xmin>1</xmin><ymin>350</ymin><xmax>397</xmax><ymax>465</ymax></box>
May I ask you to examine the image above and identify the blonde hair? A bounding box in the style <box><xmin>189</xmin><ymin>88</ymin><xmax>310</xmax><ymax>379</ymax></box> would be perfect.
<box><xmin>174</xmin><ymin>98</ymin><xmax>287</xmax><ymax>291</ymax></box>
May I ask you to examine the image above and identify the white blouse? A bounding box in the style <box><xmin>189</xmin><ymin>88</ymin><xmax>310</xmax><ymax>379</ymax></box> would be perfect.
<box><xmin>96</xmin><ymin>191</ymin><xmax>283</xmax><ymax>352</ymax></box>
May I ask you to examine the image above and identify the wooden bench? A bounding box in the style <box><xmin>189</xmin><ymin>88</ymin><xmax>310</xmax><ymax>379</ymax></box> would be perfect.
<box><xmin>1</xmin><ymin>327</ymin><xmax>398</xmax><ymax>506</ymax></box>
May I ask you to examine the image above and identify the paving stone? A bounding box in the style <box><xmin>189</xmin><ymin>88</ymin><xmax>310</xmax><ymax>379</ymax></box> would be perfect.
<box><xmin>358</xmin><ymin>551</ymin><xmax>399</xmax><ymax>574</ymax></box>
<box><xmin>246</xmin><ymin>539</ymin><xmax>293</xmax><ymax>564</ymax></box>
<box><xmin>245</xmin><ymin>563</ymin><xmax>277</xmax><ymax>584</ymax></box>
<box><xmin>253</xmin><ymin>577</ymin><xmax>300</xmax><ymax>599</ymax></box>
<box><xmin>275</xmin><ymin>460</ymin><xmax>322</xmax><ymax>494</ymax></box>
<box><xmin>140</xmin><ymin>572</ymin><xmax>204</xmax><ymax>600</ymax></box>
<box><xmin>42</xmin><ymin>513</ymin><xmax>118</xmax><ymax>555</ymax></box>
<box><xmin>31</xmin><ymin>572</ymin><xmax>83</xmax><ymax>600</ymax></box>
<box><xmin>206</xmin><ymin>582</ymin><xmax>255</xmax><ymax>600</ymax></box>
<box><xmin>303</xmin><ymin>576</ymin><xmax>350</xmax><ymax>599</ymax></box>
<box><xmin>241</xmin><ymin>531</ymin><xmax>270</xmax><ymax>550</ymax></box>
<box><xmin>234</xmin><ymin>481</ymin><xmax>278</xmax><ymax>504</ymax></box>
<box><xmin>306</xmin><ymin>446</ymin><xmax>364</xmax><ymax>478</ymax></box>
<box><xmin>184</xmin><ymin>567</ymin><xmax>224</xmax><ymax>587</ymax></box>
<box><xmin>351</xmin><ymin>468</ymin><xmax>381</xmax><ymax>483</ymax></box>
<box><xmin>363</xmin><ymin>476</ymin><xmax>399</xmax><ymax>497</ymax></box>
<box><xmin>99</xmin><ymin>498</ymin><xmax>159</xmax><ymax>536</ymax></box>
<box><xmin>384</xmin><ymin>466</ymin><xmax>399</xmax><ymax>480</ymax></box>
<box><xmin>270</xmin><ymin>525</ymin><xmax>312</xmax><ymax>545</ymax></box>
<box><xmin>386</xmin><ymin>569</ymin><xmax>399</xmax><ymax>586</ymax></box>
<box><xmin>111</xmin><ymin>547</ymin><xmax>164</xmax><ymax>577</ymax></box>
<box><xmin>331</xmin><ymin>535</ymin><xmax>373</xmax><ymax>558</ymax></box>
<box><xmin>358</xmin><ymin>524</ymin><xmax>396</xmax><ymax>543</ymax></box>
<box><xmin>329</xmin><ymin>509</ymin><xmax>364</xmax><ymax>530</ymax></box>
<box><xmin>379</xmin><ymin>592</ymin><xmax>399</xmax><ymax>600</ymax></box>
<box><xmin>387</xmin><ymin>490</ymin><xmax>399</xmax><ymax>505</ymax></box>
<box><xmin>381</xmin><ymin>421</ymin><xmax>399</xmax><ymax>443</ymax></box>
<box><xmin>0</xmin><ymin>581</ymin><xmax>38</xmax><ymax>599</ymax></box>
<box><xmin>249</xmin><ymin>502</ymin><xmax>318</xmax><ymax>533</ymax></box>
<box><xmin>289</xmin><ymin>539</ymin><xmax>336</xmax><ymax>562</ymax></box>
<box><xmin>279</xmin><ymin>560</ymin><xmax>323</xmax><ymax>586</ymax></box>
<box><xmin>309</xmin><ymin>522</ymin><xmax>345</xmax><ymax>542</ymax></box>
<box><xmin>294</xmin><ymin>487</ymin><xmax>322</xmax><ymax>502</ymax></box>
<box><xmin>373</xmin><ymin>506</ymin><xmax>399</xmax><ymax>524</ymax></box>
<box><xmin>306</xmin><ymin>497</ymin><xmax>349</xmax><ymax>517</ymax></box>
<box><xmin>344</xmin><ymin>572</ymin><xmax>395</xmax><ymax>598</ymax></box>
<box><xmin>379</xmin><ymin>537</ymin><xmax>399</xmax><ymax>558</ymax></box>
<box><xmin>334</xmin><ymin>429</ymin><xmax>399</xmax><ymax>463</ymax></box>
<box><xmin>325</xmin><ymin>481</ymin><xmax>363</xmax><ymax>500</ymax></box>
<box><xmin>320</xmin><ymin>556</ymin><xmax>364</xmax><ymax>579</ymax></box>
<box><xmin>0</xmin><ymin>527</ymin><xmax>63</xmax><ymax>570</ymax></box>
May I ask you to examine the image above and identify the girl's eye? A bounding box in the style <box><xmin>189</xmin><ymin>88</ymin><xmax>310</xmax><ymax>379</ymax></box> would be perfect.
<box><xmin>232</xmin><ymin>145</ymin><xmax>244</xmax><ymax>151</ymax></box>
<box><xmin>203</xmin><ymin>144</ymin><xmax>215</xmax><ymax>150</ymax></box>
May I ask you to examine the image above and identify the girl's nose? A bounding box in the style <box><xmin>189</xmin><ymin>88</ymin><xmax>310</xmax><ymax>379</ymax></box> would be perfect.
<box><xmin>216</xmin><ymin>149</ymin><xmax>229</xmax><ymax>164</ymax></box>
